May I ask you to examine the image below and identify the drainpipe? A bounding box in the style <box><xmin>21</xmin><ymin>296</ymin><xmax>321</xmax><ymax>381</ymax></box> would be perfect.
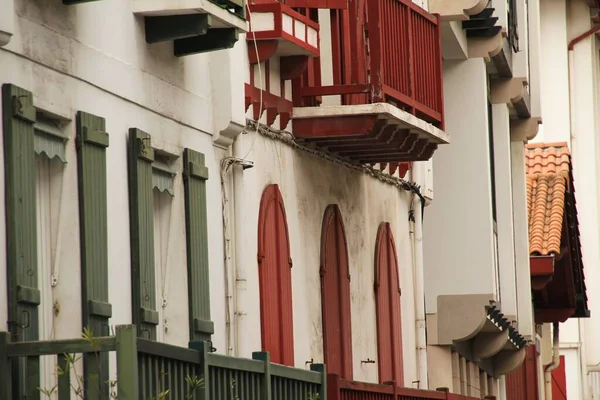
<box><xmin>567</xmin><ymin>26</ymin><xmax>600</xmax><ymax>154</ymax></box>
<box><xmin>411</xmin><ymin>164</ymin><xmax>428</xmax><ymax>389</ymax></box>
<box><xmin>544</xmin><ymin>322</ymin><xmax>560</xmax><ymax>400</ymax></box>
<box><xmin>232</xmin><ymin>137</ymin><xmax>248</xmax><ymax>358</ymax></box>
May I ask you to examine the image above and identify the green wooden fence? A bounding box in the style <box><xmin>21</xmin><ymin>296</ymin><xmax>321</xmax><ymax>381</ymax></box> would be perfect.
<box><xmin>0</xmin><ymin>325</ymin><xmax>326</xmax><ymax>400</ymax></box>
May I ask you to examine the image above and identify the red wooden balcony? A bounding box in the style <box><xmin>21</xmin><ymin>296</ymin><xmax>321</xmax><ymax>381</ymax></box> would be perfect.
<box><xmin>292</xmin><ymin>0</ymin><xmax>448</xmax><ymax>164</ymax></box>
<box><xmin>247</xmin><ymin>2</ymin><xmax>320</xmax><ymax>59</ymax></box>
<box><xmin>328</xmin><ymin>375</ymin><xmax>487</xmax><ymax>400</ymax></box>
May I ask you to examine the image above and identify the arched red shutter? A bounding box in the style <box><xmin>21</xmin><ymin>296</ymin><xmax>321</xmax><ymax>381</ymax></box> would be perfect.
<box><xmin>320</xmin><ymin>205</ymin><xmax>353</xmax><ymax>379</ymax></box>
<box><xmin>257</xmin><ymin>184</ymin><xmax>295</xmax><ymax>366</ymax></box>
<box><xmin>374</xmin><ymin>222</ymin><xmax>404</xmax><ymax>385</ymax></box>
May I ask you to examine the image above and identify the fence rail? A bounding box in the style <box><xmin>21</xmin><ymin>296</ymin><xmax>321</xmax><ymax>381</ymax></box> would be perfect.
<box><xmin>0</xmin><ymin>325</ymin><xmax>326</xmax><ymax>400</ymax></box>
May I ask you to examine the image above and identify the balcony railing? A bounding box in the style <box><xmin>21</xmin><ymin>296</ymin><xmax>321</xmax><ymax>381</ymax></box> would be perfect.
<box><xmin>0</xmin><ymin>325</ymin><xmax>326</xmax><ymax>400</ymax></box>
<box><xmin>297</xmin><ymin>0</ymin><xmax>444</xmax><ymax>128</ymax></box>
<box><xmin>328</xmin><ymin>375</ymin><xmax>488</xmax><ymax>400</ymax></box>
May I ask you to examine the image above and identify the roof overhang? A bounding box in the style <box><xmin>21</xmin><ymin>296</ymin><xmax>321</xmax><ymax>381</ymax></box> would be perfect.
<box><xmin>531</xmin><ymin>185</ymin><xmax>590</xmax><ymax>323</ymax></box>
<box><xmin>430</xmin><ymin>294</ymin><xmax>527</xmax><ymax>378</ymax></box>
<box><xmin>526</xmin><ymin>147</ymin><xmax>590</xmax><ymax>323</ymax></box>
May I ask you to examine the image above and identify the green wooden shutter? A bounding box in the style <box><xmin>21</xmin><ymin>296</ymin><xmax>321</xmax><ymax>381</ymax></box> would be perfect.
<box><xmin>75</xmin><ymin>111</ymin><xmax>111</xmax><ymax>399</ymax></box>
<box><xmin>128</xmin><ymin>128</ymin><xmax>159</xmax><ymax>339</ymax></box>
<box><xmin>2</xmin><ymin>84</ymin><xmax>41</xmax><ymax>400</ymax></box>
<box><xmin>183</xmin><ymin>149</ymin><xmax>213</xmax><ymax>341</ymax></box>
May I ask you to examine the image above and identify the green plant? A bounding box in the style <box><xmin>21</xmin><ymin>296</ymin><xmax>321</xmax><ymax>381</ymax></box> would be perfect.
<box><xmin>38</xmin><ymin>327</ymin><xmax>116</xmax><ymax>400</ymax></box>
<box><xmin>185</xmin><ymin>374</ymin><xmax>205</xmax><ymax>400</ymax></box>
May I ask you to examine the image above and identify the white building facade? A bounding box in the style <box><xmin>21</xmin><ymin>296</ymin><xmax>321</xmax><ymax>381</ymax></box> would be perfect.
<box><xmin>534</xmin><ymin>0</ymin><xmax>600</xmax><ymax>398</ymax></box>
<box><xmin>0</xmin><ymin>0</ymin><xmax>447</xmax><ymax>397</ymax></box>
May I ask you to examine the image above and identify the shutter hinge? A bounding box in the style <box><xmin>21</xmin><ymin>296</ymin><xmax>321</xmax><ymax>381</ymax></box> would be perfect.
<box><xmin>257</xmin><ymin>253</ymin><xmax>265</xmax><ymax>264</ymax></box>
<box><xmin>288</xmin><ymin>257</ymin><xmax>293</xmax><ymax>268</ymax></box>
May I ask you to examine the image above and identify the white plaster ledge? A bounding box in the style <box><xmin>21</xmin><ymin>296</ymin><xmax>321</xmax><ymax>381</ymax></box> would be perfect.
<box><xmin>491</xmin><ymin>78</ymin><xmax>531</xmax><ymax>118</ymax></box>
<box><xmin>133</xmin><ymin>0</ymin><xmax>249</xmax><ymax>32</ymax></box>
<box><xmin>0</xmin><ymin>32</ymin><xmax>11</xmax><ymax>47</ymax></box>
<box><xmin>429</xmin><ymin>0</ymin><xmax>488</xmax><ymax>21</ymax></box>
<box><xmin>511</xmin><ymin>118</ymin><xmax>541</xmax><ymax>142</ymax></box>
<box><xmin>293</xmin><ymin>103</ymin><xmax>450</xmax><ymax>144</ymax></box>
<box><xmin>493</xmin><ymin>347</ymin><xmax>527</xmax><ymax>376</ymax></box>
<box><xmin>468</xmin><ymin>32</ymin><xmax>504</xmax><ymax>60</ymax></box>
<box><xmin>490</xmin><ymin>78</ymin><xmax>527</xmax><ymax>105</ymax></box>
<box><xmin>213</xmin><ymin>119</ymin><xmax>246</xmax><ymax>147</ymax></box>
<box><xmin>436</xmin><ymin>294</ymin><xmax>495</xmax><ymax>344</ymax></box>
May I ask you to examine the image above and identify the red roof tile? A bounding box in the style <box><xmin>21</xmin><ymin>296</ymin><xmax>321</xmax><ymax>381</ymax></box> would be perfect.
<box><xmin>525</xmin><ymin>143</ymin><xmax>570</xmax><ymax>256</ymax></box>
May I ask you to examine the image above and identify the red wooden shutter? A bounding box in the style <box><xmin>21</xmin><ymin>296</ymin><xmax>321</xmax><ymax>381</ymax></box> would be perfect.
<box><xmin>506</xmin><ymin>345</ymin><xmax>539</xmax><ymax>400</ymax></box>
<box><xmin>551</xmin><ymin>356</ymin><xmax>567</xmax><ymax>400</ymax></box>
<box><xmin>257</xmin><ymin>184</ymin><xmax>295</xmax><ymax>366</ymax></box>
<box><xmin>320</xmin><ymin>205</ymin><xmax>353</xmax><ymax>379</ymax></box>
<box><xmin>375</xmin><ymin>222</ymin><xmax>404</xmax><ymax>385</ymax></box>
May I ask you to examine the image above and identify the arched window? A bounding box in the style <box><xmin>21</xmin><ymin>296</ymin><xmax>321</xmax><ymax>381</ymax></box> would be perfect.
<box><xmin>320</xmin><ymin>205</ymin><xmax>353</xmax><ymax>379</ymax></box>
<box><xmin>257</xmin><ymin>184</ymin><xmax>294</xmax><ymax>366</ymax></box>
<box><xmin>374</xmin><ymin>222</ymin><xmax>404</xmax><ymax>385</ymax></box>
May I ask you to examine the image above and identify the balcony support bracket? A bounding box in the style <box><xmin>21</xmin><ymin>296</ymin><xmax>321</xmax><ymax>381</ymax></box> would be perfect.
<box><xmin>490</xmin><ymin>77</ymin><xmax>531</xmax><ymax>119</ymax></box>
<box><xmin>247</xmin><ymin>40</ymin><xmax>279</xmax><ymax>65</ymax></box>
<box><xmin>510</xmin><ymin>117</ymin><xmax>541</xmax><ymax>142</ymax></box>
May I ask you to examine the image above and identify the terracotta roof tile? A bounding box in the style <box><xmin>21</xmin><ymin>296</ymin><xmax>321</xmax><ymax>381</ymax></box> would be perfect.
<box><xmin>525</xmin><ymin>143</ymin><xmax>571</xmax><ymax>256</ymax></box>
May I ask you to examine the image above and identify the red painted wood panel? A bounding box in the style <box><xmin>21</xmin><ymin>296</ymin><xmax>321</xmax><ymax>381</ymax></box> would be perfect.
<box><xmin>552</xmin><ymin>356</ymin><xmax>567</xmax><ymax>400</ymax></box>
<box><xmin>257</xmin><ymin>184</ymin><xmax>295</xmax><ymax>366</ymax></box>
<box><xmin>506</xmin><ymin>345</ymin><xmax>539</xmax><ymax>400</ymax></box>
<box><xmin>374</xmin><ymin>223</ymin><xmax>404</xmax><ymax>385</ymax></box>
<box><xmin>320</xmin><ymin>205</ymin><xmax>353</xmax><ymax>379</ymax></box>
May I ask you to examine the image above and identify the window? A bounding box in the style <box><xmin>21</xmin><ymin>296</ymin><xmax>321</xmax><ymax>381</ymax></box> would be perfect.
<box><xmin>374</xmin><ymin>222</ymin><xmax>403</xmax><ymax>385</ymax></box>
<box><xmin>320</xmin><ymin>205</ymin><xmax>353</xmax><ymax>379</ymax></box>
<box><xmin>257</xmin><ymin>184</ymin><xmax>294</xmax><ymax>366</ymax></box>
<box><xmin>34</xmin><ymin>113</ymin><xmax>68</xmax><ymax>394</ymax></box>
<box><xmin>508</xmin><ymin>0</ymin><xmax>519</xmax><ymax>52</ymax></box>
<box><xmin>152</xmin><ymin>153</ymin><xmax>177</xmax><ymax>342</ymax></box>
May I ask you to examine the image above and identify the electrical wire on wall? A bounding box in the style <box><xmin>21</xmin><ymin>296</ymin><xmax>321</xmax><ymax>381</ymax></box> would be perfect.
<box><xmin>157</xmin><ymin>188</ymin><xmax>176</xmax><ymax>343</ymax></box>
<box><xmin>243</xmin><ymin>2</ymin><xmax>264</xmax><ymax>161</ymax></box>
<box><xmin>220</xmin><ymin>158</ymin><xmax>235</xmax><ymax>356</ymax></box>
<box><xmin>217</xmin><ymin>2</ymin><xmax>264</xmax><ymax>356</ymax></box>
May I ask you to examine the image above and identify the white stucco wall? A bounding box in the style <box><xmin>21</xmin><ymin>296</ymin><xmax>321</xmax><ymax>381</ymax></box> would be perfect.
<box><xmin>424</xmin><ymin>58</ymin><xmax>498</xmax><ymax>313</ymax></box>
<box><xmin>537</xmin><ymin>0</ymin><xmax>570</xmax><ymax>142</ymax></box>
<box><xmin>537</xmin><ymin>0</ymin><xmax>600</xmax><ymax>398</ymax></box>
<box><xmin>0</xmin><ymin>0</ymin><xmax>247</xmax><ymax>387</ymax></box>
<box><xmin>230</xmin><ymin>130</ymin><xmax>422</xmax><ymax>387</ymax></box>
<box><xmin>243</xmin><ymin>5</ymin><xmax>435</xmax><ymax>387</ymax></box>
